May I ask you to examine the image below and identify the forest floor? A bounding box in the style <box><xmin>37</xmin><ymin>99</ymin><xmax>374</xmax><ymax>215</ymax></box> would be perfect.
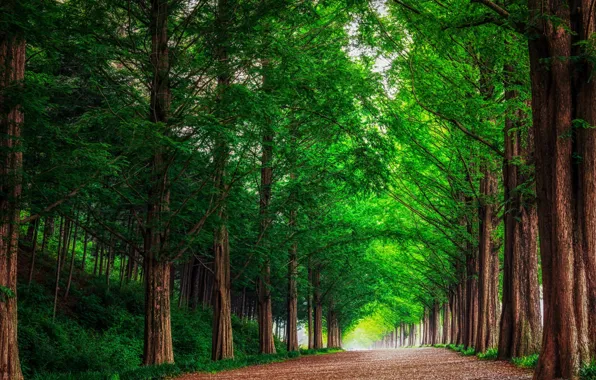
<box><xmin>176</xmin><ymin>348</ymin><xmax>533</xmax><ymax>379</ymax></box>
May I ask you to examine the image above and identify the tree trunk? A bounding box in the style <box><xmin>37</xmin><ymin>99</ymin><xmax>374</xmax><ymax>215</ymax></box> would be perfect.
<box><xmin>52</xmin><ymin>218</ymin><xmax>66</xmax><ymax>321</ymax></box>
<box><xmin>286</xmin><ymin>238</ymin><xmax>299</xmax><ymax>351</ymax></box>
<box><xmin>307</xmin><ymin>262</ymin><xmax>314</xmax><ymax>349</ymax></box>
<box><xmin>257</xmin><ymin>110</ymin><xmax>276</xmax><ymax>354</ymax></box>
<box><xmin>143</xmin><ymin>258</ymin><xmax>173</xmax><ymax>365</ymax></box>
<box><xmin>27</xmin><ymin>219</ymin><xmax>40</xmax><ymax>286</ymax></box>
<box><xmin>212</xmin><ymin>224</ymin><xmax>233</xmax><ymax>360</ymax></box>
<box><xmin>476</xmin><ymin>166</ymin><xmax>498</xmax><ymax>353</ymax></box>
<box><xmin>142</xmin><ymin>0</ymin><xmax>174</xmax><ymax>366</ymax></box>
<box><xmin>64</xmin><ymin>218</ymin><xmax>79</xmax><ymax>298</ymax></box>
<box><xmin>313</xmin><ymin>266</ymin><xmax>323</xmax><ymax>349</ymax></box>
<box><xmin>327</xmin><ymin>300</ymin><xmax>341</xmax><ymax>348</ymax></box>
<box><xmin>0</xmin><ymin>22</ymin><xmax>25</xmax><ymax>379</ymax></box>
<box><xmin>465</xmin><ymin>251</ymin><xmax>478</xmax><ymax>349</ymax></box>
<box><xmin>527</xmin><ymin>1</ymin><xmax>596</xmax><ymax>377</ymax></box>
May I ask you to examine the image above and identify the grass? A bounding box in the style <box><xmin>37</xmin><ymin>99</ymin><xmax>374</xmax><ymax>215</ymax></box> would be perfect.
<box><xmin>477</xmin><ymin>348</ymin><xmax>497</xmax><ymax>360</ymax></box>
<box><xmin>511</xmin><ymin>354</ymin><xmax>539</xmax><ymax>369</ymax></box>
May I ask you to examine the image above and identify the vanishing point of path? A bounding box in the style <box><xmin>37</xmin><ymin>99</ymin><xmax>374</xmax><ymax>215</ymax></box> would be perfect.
<box><xmin>177</xmin><ymin>348</ymin><xmax>533</xmax><ymax>380</ymax></box>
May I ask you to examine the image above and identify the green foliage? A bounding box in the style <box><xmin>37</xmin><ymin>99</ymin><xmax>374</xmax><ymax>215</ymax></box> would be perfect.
<box><xmin>512</xmin><ymin>354</ymin><xmax>539</xmax><ymax>369</ymax></box>
<box><xmin>477</xmin><ymin>348</ymin><xmax>498</xmax><ymax>360</ymax></box>
<box><xmin>580</xmin><ymin>361</ymin><xmax>596</xmax><ymax>380</ymax></box>
<box><xmin>461</xmin><ymin>347</ymin><xmax>476</xmax><ymax>357</ymax></box>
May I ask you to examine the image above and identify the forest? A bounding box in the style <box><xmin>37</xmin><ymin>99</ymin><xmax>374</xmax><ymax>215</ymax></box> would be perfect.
<box><xmin>1</xmin><ymin>0</ymin><xmax>595</xmax><ymax>379</ymax></box>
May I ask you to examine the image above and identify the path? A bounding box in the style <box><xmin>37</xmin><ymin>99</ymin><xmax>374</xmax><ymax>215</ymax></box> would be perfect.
<box><xmin>177</xmin><ymin>348</ymin><xmax>533</xmax><ymax>379</ymax></box>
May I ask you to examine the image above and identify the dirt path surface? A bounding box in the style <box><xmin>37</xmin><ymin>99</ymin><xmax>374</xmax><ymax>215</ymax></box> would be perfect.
<box><xmin>176</xmin><ymin>348</ymin><xmax>533</xmax><ymax>380</ymax></box>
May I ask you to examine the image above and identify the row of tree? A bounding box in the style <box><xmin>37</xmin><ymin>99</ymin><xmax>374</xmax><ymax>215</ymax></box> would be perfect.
<box><xmin>362</xmin><ymin>1</ymin><xmax>595</xmax><ymax>379</ymax></box>
<box><xmin>1</xmin><ymin>0</ymin><xmax>400</xmax><ymax>378</ymax></box>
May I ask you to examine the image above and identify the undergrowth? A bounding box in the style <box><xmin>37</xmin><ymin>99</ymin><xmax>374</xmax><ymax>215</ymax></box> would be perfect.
<box><xmin>477</xmin><ymin>348</ymin><xmax>498</xmax><ymax>360</ymax></box>
<box><xmin>581</xmin><ymin>361</ymin><xmax>596</xmax><ymax>380</ymax></box>
<box><xmin>511</xmin><ymin>354</ymin><xmax>539</xmax><ymax>369</ymax></box>
<box><xmin>17</xmin><ymin>253</ymin><xmax>341</xmax><ymax>379</ymax></box>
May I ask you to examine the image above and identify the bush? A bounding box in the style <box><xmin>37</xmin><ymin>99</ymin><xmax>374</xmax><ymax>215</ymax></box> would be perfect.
<box><xmin>462</xmin><ymin>347</ymin><xmax>476</xmax><ymax>356</ymax></box>
<box><xmin>477</xmin><ymin>348</ymin><xmax>497</xmax><ymax>360</ymax></box>
<box><xmin>581</xmin><ymin>361</ymin><xmax>596</xmax><ymax>380</ymax></box>
<box><xmin>512</xmin><ymin>354</ymin><xmax>539</xmax><ymax>369</ymax></box>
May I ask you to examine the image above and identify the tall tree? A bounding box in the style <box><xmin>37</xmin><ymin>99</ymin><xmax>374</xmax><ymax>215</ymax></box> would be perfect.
<box><xmin>0</xmin><ymin>1</ymin><xmax>25</xmax><ymax>377</ymax></box>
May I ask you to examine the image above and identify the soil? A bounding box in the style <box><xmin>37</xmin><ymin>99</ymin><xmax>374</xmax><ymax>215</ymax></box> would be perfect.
<box><xmin>176</xmin><ymin>348</ymin><xmax>533</xmax><ymax>379</ymax></box>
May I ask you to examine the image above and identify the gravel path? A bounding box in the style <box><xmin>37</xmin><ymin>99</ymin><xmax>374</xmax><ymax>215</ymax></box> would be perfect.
<box><xmin>176</xmin><ymin>348</ymin><xmax>533</xmax><ymax>380</ymax></box>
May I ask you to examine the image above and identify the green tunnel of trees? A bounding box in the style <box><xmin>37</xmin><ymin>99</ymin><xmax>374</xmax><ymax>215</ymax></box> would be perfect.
<box><xmin>1</xmin><ymin>0</ymin><xmax>595</xmax><ymax>379</ymax></box>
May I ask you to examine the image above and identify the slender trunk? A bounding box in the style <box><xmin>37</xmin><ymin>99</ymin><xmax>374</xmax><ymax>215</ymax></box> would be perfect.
<box><xmin>64</xmin><ymin>218</ymin><xmax>79</xmax><ymax>298</ymax></box>
<box><xmin>105</xmin><ymin>236</ymin><xmax>113</xmax><ymax>288</ymax></box>
<box><xmin>52</xmin><ymin>218</ymin><xmax>65</xmax><ymax>321</ymax></box>
<box><xmin>313</xmin><ymin>266</ymin><xmax>323</xmax><ymax>349</ymax></box>
<box><xmin>476</xmin><ymin>166</ymin><xmax>498</xmax><ymax>353</ymax></box>
<box><xmin>307</xmin><ymin>262</ymin><xmax>314</xmax><ymax>349</ymax></box>
<box><xmin>286</xmin><ymin>200</ymin><xmax>299</xmax><ymax>351</ymax></box>
<box><xmin>27</xmin><ymin>219</ymin><xmax>40</xmax><ymax>286</ymax></box>
<box><xmin>81</xmin><ymin>215</ymin><xmax>89</xmax><ymax>270</ymax></box>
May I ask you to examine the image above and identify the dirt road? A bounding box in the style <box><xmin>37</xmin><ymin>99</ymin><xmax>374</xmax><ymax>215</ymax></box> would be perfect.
<box><xmin>177</xmin><ymin>348</ymin><xmax>533</xmax><ymax>379</ymax></box>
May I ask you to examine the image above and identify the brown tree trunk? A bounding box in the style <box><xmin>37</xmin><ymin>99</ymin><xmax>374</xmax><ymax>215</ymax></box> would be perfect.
<box><xmin>327</xmin><ymin>300</ymin><xmax>341</xmax><ymax>348</ymax></box>
<box><xmin>476</xmin><ymin>166</ymin><xmax>498</xmax><ymax>353</ymax></box>
<box><xmin>307</xmin><ymin>261</ymin><xmax>314</xmax><ymax>349</ymax></box>
<box><xmin>313</xmin><ymin>266</ymin><xmax>323</xmax><ymax>349</ymax></box>
<box><xmin>52</xmin><ymin>218</ymin><xmax>66</xmax><ymax>321</ymax></box>
<box><xmin>0</xmin><ymin>22</ymin><xmax>25</xmax><ymax>379</ymax></box>
<box><xmin>27</xmin><ymin>219</ymin><xmax>40</xmax><ymax>286</ymax></box>
<box><xmin>210</xmin><ymin>0</ymin><xmax>234</xmax><ymax>361</ymax></box>
<box><xmin>527</xmin><ymin>1</ymin><xmax>596</xmax><ymax>377</ymax></box>
<box><xmin>465</xmin><ymin>251</ymin><xmax>478</xmax><ymax>349</ymax></box>
<box><xmin>212</xmin><ymin>224</ymin><xmax>233</xmax><ymax>360</ymax></box>
<box><xmin>143</xmin><ymin>258</ymin><xmax>173</xmax><ymax>365</ymax></box>
<box><xmin>64</xmin><ymin>218</ymin><xmax>79</xmax><ymax>298</ymax></box>
<box><xmin>498</xmin><ymin>72</ymin><xmax>542</xmax><ymax>360</ymax></box>
<box><xmin>286</xmin><ymin>234</ymin><xmax>299</xmax><ymax>351</ymax></box>
<box><xmin>142</xmin><ymin>0</ymin><xmax>174</xmax><ymax>366</ymax></box>
<box><xmin>257</xmin><ymin>108</ymin><xmax>276</xmax><ymax>354</ymax></box>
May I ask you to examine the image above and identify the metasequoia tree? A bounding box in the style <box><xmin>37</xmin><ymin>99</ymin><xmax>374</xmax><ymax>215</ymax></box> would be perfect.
<box><xmin>0</xmin><ymin>2</ymin><xmax>25</xmax><ymax>377</ymax></box>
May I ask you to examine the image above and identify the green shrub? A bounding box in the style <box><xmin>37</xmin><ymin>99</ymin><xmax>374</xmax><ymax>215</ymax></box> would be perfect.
<box><xmin>462</xmin><ymin>347</ymin><xmax>476</xmax><ymax>356</ymax></box>
<box><xmin>580</xmin><ymin>361</ymin><xmax>596</xmax><ymax>380</ymax></box>
<box><xmin>512</xmin><ymin>354</ymin><xmax>539</xmax><ymax>369</ymax></box>
<box><xmin>477</xmin><ymin>348</ymin><xmax>498</xmax><ymax>360</ymax></box>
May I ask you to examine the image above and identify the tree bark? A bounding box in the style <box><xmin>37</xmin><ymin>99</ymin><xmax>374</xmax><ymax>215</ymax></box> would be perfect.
<box><xmin>27</xmin><ymin>219</ymin><xmax>40</xmax><ymax>286</ymax></box>
<box><xmin>257</xmin><ymin>97</ymin><xmax>276</xmax><ymax>354</ymax></box>
<box><xmin>64</xmin><ymin>218</ymin><xmax>79</xmax><ymax>298</ymax></box>
<box><xmin>212</xmin><ymin>223</ymin><xmax>233</xmax><ymax>360</ymax></box>
<box><xmin>286</xmin><ymin>233</ymin><xmax>299</xmax><ymax>351</ymax></box>
<box><xmin>143</xmin><ymin>258</ymin><xmax>174</xmax><ymax>365</ymax></box>
<box><xmin>498</xmin><ymin>70</ymin><xmax>542</xmax><ymax>360</ymax></box>
<box><xmin>0</xmin><ymin>20</ymin><xmax>25</xmax><ymax>379</ymax></box>
<box><xmin>313</xmin><ymin>266</ymin><xmax>323</xmax><ymax>349</ymax></box>
<box><xmin>526</xmin><ymin>1</ymin><xmax>596</xmax><ymax>377</ymax></box>
<box><xmin>476</xmin><ymin>166</ymin><xmax>499</xmax><ymax>353</ymax></box>
<box><xmin>327</xmin><ymin>300</ymin><xmax>341</xmax><ymax>348</ymax></box>
<box><xmin>142</xmin><ymin>0</ymin><xmax>174</xmax><ymax>366</ymax></box>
